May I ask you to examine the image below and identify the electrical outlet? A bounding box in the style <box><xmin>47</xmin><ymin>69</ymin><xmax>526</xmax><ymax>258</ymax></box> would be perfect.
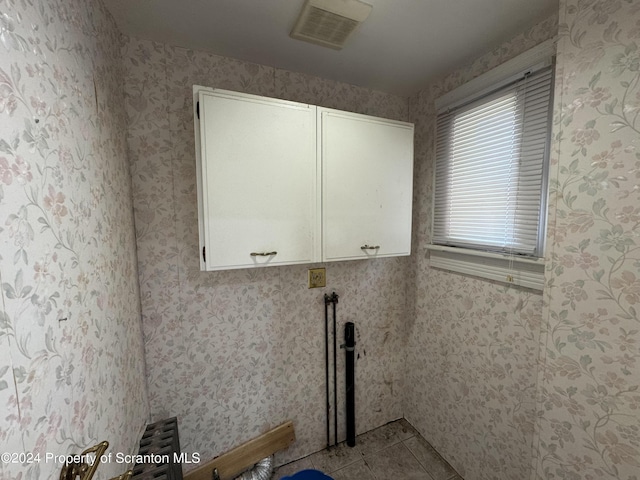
<box><xmin>308</xmin><ymin>268</ymin><xmax>326</xmax><ymax>288</ymax></box>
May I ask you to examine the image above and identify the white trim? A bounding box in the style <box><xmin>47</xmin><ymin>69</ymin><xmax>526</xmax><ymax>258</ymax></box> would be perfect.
<box><xmin>435</xmin><ymin>38</ymin><xmax>557</xmax><ymax>114</ymax></box>
<box><xmin>427</xmin><ymin>244</ymin><xmax>544</xmax><ymax>265</ymax></box>
<box><xmin>427</xmin><ymin>246</ymin><xmax>545</xmax><ymax>291</ymax></box>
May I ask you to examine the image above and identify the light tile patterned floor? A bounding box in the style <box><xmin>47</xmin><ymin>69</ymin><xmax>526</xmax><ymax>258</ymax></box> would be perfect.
<box><xmin>273</xmin><ymin>419</ymin><xmax>463</xmax><ymax>480</ymax></box>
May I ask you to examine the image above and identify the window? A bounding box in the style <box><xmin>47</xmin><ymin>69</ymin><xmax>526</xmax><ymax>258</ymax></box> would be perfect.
<box><xmin>429</xmin><ymin>40</ymin><xmax>556</xmax><ymax>290</ymax></box>
<box><xmin>434</xmin><ymin>65</ymin><xmax>553</xmax><ymax>257</ymax></box>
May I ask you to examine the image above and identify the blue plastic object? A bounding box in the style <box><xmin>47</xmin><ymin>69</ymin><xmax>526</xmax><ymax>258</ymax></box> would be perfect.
<box><xmin>281</xmin><ymin>469</ymin><xmax>333</xmax><ymax>480</ymax></box>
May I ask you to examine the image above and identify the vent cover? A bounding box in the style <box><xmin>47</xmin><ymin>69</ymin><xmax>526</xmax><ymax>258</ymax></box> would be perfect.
<box><xmin>291</xmin><ymin>0</ymin><xmax>372</xmax><ymax>50</ymax></box>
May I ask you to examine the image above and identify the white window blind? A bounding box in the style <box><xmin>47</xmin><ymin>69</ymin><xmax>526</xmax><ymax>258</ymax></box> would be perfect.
<box><xmin>433</xmin><ymin>65</ymin><xmax>553</xmax><ymax>258</ymax></box>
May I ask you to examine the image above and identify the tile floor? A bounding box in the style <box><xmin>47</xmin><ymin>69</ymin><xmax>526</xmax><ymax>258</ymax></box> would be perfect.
<box><xmin>273</xmin><ymin>419</ymin><xmax>462</xmax><ymax>480</ymax></box>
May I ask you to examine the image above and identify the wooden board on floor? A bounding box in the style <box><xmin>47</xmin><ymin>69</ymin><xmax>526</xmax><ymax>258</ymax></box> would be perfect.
<box><xmin>184</xmin><ymin>421</ymin><xmax>295</xmax><ymax>480</ymax></box>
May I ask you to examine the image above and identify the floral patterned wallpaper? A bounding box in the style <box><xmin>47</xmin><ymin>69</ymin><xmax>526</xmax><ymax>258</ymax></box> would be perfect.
<box><xmin>404</xmin><ymin>13</ymin><xmax>558</xmax><ymax>480</ymax></box>
<box><xmin>533</xmin><ymin>1</ymin><xmax>640</xmax><ymax>478</ymax></box>
<box><xmin>122</xmin><ymin>37</ymin><xmax>411</xmax><ymax>468</ymax></box>
<box><xmin>5</xmin><ymin>1</ymin><xmax>636</xmax><ymax>478</ymax></box>
<box><xmin>0</xmin><ymin>0</ymin><xmax>149</xmax><ymax>479</ymax></box>
<box><xmin>407</xmin><ymin>1</ymin><xmax>640</xmax><ymax>478</ymax></box>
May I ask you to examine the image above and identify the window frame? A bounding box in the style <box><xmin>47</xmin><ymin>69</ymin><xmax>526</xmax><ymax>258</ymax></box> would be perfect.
<box><xmin>428</xmin><ymin>39</ymin><xmax>557</xmax><ymax>290</ymax></box>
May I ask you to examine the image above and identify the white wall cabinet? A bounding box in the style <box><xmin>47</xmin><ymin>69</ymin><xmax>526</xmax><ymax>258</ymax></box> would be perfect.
<box><xmin>320</xmin><ymin>108</ymin><xmax>414</xmax><ymax>261</ymax></box>
<box><xmin>194</xmin><ymin>87</ymin><xmax>414</xmax><ymax>271</ymax></box>
<box><xmin>195</xmin><ymin>89</ymin><xmax>318</xmax><ymax>271</ymax></box>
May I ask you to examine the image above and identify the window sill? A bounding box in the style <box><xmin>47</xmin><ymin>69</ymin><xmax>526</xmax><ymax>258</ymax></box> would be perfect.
<box><xmin>426</xmin><ymin>244</ymin><xmax>545</xmax><ymax>291</ymax></box>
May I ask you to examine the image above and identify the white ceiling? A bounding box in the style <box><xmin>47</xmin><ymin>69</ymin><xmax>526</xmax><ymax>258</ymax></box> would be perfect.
<box><xmin>103</xmin><ymin>0</ymin><xmax>558</xmax><ymax>97</ymax></box>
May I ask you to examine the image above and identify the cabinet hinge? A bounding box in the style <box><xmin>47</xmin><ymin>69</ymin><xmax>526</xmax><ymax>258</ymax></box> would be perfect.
<box><xmin>202</xmin><ymin>246</ymin><xmax>206</xmax><ymax>262</ymax></box>
<box><xmin>196</xmin><ymin>101</ymin><xmax>200</xmax><ymax>119</ymax></box>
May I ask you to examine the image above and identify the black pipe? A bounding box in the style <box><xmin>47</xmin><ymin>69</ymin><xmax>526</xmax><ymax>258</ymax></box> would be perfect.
<box><xmin>324</xmin><ymin>294</ymin><xmax>331</xmax><ymax>449</ymax></box>
<box><xmin>331</xmin><ymin>292</ymin><xmax>339</xmax><ymax>447</ymax></box>
<box><xmin>344</xmin><ymin>321</ymin><xmax>356</xmax><ymax>447</ymax></box>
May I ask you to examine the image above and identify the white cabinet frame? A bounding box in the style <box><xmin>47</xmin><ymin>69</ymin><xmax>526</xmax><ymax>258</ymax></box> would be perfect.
<box><xmin>194</xmin><ymin>87</ymin><xmax>414</xmax><ymax>271</ymax></box>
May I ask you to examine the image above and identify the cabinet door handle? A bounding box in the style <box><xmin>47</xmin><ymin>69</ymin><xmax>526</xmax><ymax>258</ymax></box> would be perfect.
<box><xmin>361</xmin><ymin>245</ymin><xmax>380</xmax><ymax>250</ymax></box>
<box><xmin>250</xmin><ymin>251</ymin><xmax>278</xmax><ymax>257</ymax></box>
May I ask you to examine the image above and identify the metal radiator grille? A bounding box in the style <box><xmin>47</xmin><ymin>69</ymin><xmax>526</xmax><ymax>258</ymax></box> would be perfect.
<box><xmin>131</xmin><ymin>417</ymin><xmax>183</xmax><ymax>480</ymax></box>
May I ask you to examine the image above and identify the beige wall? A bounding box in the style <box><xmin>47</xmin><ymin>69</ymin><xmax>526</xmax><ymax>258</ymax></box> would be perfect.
<box><xmin>404</xmin><ymin>13</ymin><xmax>558</xmax><ymax>480</ymax></box>
<box><xmin>123</xmin><ymin>37</ymin><xmax>411</xmax><ymax>467</ymax></box>
<box><xmin>4</xmin><ymin>1</ymin><xmax>638</xmax><ymax>479</ymax></box>
<box><xmin>406</xmin><ymin>2</ymin><xmax>640</xmax><ymax>478</ymax></box>
<box><xmin>533</xmin><ymin>1</ymin><xmax>640</xmax><ymax>478</ymax></box>
<box><xmin>0</xmin><ymin>1</ymin><xmax>149</xmax><ymax>479</ymax></box>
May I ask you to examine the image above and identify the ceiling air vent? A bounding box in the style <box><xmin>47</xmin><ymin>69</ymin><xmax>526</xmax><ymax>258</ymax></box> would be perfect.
<box><xmin>291</xmin><ymin>0</ymin><xmax>373</xmax><ymax>50</ymax></box>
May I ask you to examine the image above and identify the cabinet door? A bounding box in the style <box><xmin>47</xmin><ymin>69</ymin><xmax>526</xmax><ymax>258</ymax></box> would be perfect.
<box><xmin>196</xmin><ymin>89</ymin><xmax>318</xmax><ymax>270</ymax></box>
<box><xmin>320</xmin><ymin>109</ymin><xmax>414</xmax><ymax>262</ymax></box>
